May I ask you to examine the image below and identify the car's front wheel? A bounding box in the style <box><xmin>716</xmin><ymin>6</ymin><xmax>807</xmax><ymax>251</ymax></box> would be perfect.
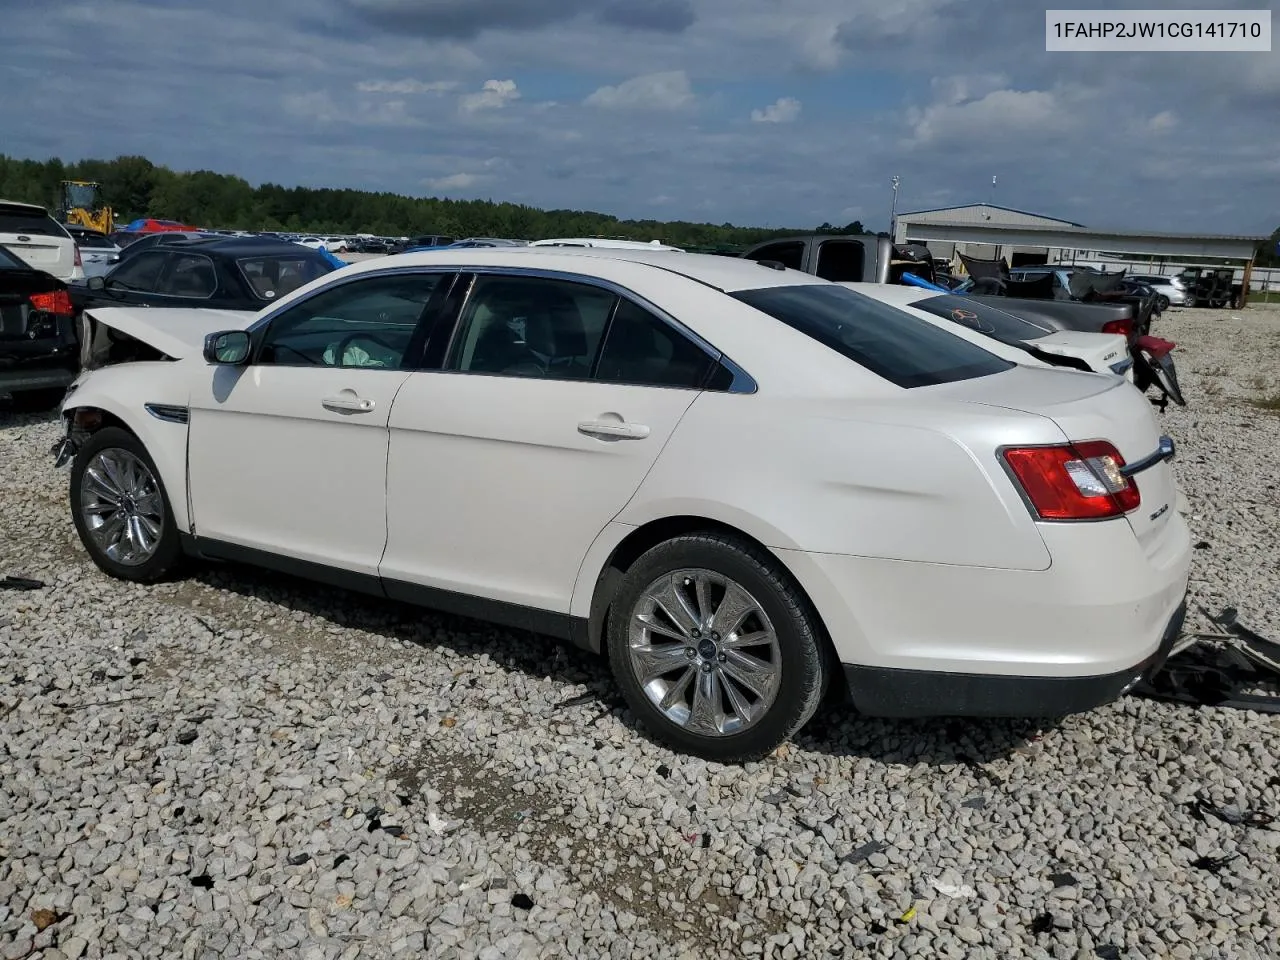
<box><xmin>607</xmin><ymin>533</ymin><xmax>827</xmax><ymax>761</ymax></box>
<box><xmin>70</xmin><ymin>426</ymin><xmax>182</xmax><ymax>582</ymax></box>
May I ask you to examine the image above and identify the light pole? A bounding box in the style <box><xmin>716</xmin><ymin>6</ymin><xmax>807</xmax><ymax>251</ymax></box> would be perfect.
<box><xmin>889</xmin><ymin>176</ymin><xmax>900</xmax><ymax>241</ymax></box>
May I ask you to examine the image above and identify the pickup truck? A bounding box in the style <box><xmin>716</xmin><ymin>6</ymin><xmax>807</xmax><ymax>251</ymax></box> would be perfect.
<box><xmin>739</xmin><ymin>234</ymin><xmax>1141</xmax><ymax>340</ymax></box>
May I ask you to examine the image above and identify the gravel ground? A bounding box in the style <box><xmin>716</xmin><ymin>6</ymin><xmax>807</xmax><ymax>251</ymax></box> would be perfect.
<box><xmin>2</xmin><ymin>305</ymin><xmax>1279</xmax><ymax>960</ymax></box>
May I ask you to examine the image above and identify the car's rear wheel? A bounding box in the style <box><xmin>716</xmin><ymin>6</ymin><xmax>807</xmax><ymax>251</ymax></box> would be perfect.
<box><xmin>70</xmin><ymin>427</ymin><xmax>182</xmax><ymax>582</ymax></box>
<box><xmin>607</xmin><ymin>533</ymin><xmax>826</xmax><ymax>761</ymax></box>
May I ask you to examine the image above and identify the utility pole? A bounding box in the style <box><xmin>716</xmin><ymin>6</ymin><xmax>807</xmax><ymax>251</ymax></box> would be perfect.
<box><xmin>889</xmin><ymin>176</ymin><xmax>900</xmax><ymax>241</ymax></box>
<box><xmin>989</xmin><ymin>175</ymin><xmax>997</xmax><ymax>208</ymax></box>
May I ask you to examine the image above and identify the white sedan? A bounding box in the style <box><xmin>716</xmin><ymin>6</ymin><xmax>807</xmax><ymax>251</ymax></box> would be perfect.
<box><xmin>54</xmin><ymin>248</ymin><xmax>1191</xmax><ymax>760</ymax></box>
<box><xmin>846</xmin><ymin>283</ymin><xmax>1134</xmax><ymax>379</ymax></box>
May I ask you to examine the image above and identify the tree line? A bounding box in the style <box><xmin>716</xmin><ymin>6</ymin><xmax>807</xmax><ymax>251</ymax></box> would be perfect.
<box><xmin>0</xmin><ymin>153</ymin><xmax>875</xmax><ymax>251</ymax></box>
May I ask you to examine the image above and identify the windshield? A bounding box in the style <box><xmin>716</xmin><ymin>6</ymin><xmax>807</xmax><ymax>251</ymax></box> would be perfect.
<box><xmin>0</xmin><ymin>245</ymin><xmax>26</xmax><ymax>269</ymax></box>
<box><xmin>238</xmin><ymin>255</ymin><xmax>335</xmax><ymax>300</ymax></box>
<box><xmin>731</xmin><ymin>284</ymin><xmax>1014</xmax><ymax>388</ymax></box>
<box><xmin>908</xmin><ymin>294</ymin><xmax>1053</xmax><ymax>344</ymax></box>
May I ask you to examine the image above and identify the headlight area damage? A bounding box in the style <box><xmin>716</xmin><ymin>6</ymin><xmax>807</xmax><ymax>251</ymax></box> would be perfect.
<box><xmin>52</xmin><ymin>305</ymin><xmax>250</xmax><ymax>467</ymax></box>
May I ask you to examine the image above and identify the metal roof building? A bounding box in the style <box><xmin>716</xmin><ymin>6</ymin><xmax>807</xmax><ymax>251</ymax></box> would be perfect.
<box><xmin>892</xmin><ymin>203</ymin><xmax>1270</xmax><ymax>303</ymax></box>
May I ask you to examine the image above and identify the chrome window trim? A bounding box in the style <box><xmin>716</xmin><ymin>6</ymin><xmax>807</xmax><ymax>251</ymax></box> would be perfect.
<box><xmin>247</xmin><ymin>263</ymin><xmax>758</xmax><ymax>393</ymax></box>
<box><xmin>245</xmin><ymin>265</ymin><xmax>462</xmax><ymax>335</ymax></box>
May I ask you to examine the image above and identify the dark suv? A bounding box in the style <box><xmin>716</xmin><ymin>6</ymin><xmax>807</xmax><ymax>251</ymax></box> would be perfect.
<box><xmin>0</xmin><ymin>243</ymin><xmax>78</xmax><ymax>411</ymax></box>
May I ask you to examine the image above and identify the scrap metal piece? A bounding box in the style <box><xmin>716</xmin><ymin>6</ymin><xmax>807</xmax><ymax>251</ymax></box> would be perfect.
<box><xmin>1133</xmin><ymin>609</ymin><xmax>1280</xmax><ymax>713</ymax></box>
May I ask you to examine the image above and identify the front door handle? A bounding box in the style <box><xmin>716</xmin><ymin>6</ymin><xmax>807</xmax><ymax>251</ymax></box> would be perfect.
<box><xmin>578</xmin><ymin>419</ymin><xmax>650</xmax><ymax>441</ymax></box>
<box><xmin>322</xmin><ymin>395</ymin><xmax>375</xmax><ymax>413</ymax></box>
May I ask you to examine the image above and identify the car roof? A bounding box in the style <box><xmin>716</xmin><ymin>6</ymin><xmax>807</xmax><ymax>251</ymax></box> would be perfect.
<box><xmin>154</xmin><ymin>236</ymin><xmax>329</xmax><ymax>258</ymax></box>
<box><xmin>528</xmin><ymin>237</ymin><xmax>684</xmax><ymax>251</ymax></box>
<box><xmin>351</xmin><ymin>246</ymin><xmax>833</xmax><ymax>293</ymax></box>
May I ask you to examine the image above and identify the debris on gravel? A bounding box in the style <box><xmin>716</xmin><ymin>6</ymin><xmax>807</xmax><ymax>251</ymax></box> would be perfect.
<box><xmin>2</xmin><ymin>306</ymin><xmax>1279</xmax><ymax>958</ymax></box>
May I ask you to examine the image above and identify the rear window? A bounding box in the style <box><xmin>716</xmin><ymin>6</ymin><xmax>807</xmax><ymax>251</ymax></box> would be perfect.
<box><xmin>731</xmin><ymin>284</ymin><xmax>1014</xmax><ymax>388</ymax></box>
<box><xmin>909</xmin><ymin>294</ymin><xmax>1053</xmax><ymax>344</ymax></box>
<box><xmin>238</xmin><ymin>255</ymin><xmax>335</xmax><ymax>301</ymax></box>
<box><xmin>0</xmin><ymin>211</ymin><xmax>69</xmax><ymax>238</ymax></box>
<box><xmin>75</xmin><ymin>232</ymin><xmax>116</xmax><ymax>249</ymax></box>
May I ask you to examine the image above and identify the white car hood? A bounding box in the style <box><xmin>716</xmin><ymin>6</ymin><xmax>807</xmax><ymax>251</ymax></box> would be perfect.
<box><xmin>83</xmin><ymin>306</ymin><xmax>258</xmax><ymax>360</ymax></box>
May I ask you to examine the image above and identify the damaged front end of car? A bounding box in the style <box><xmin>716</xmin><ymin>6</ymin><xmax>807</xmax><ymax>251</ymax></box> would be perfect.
<box><xmin>49</xmin><ymin>307</ymin><xmax>194</xmax><ymax>469</ymax></box>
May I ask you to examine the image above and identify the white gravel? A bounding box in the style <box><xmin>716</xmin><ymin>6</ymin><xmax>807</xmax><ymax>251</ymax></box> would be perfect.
<box><xmin>2</xmin><ymin>305</ymin><xmax>1279</xmax><ymax>960</ymax></box>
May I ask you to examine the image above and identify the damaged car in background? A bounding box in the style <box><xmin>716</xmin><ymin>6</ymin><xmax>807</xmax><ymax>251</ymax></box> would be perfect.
<box><xmin>841</xmin><ymin>284</ymin><xmax>1134</xmax><ymax>380</ymax></box>
<box><xmin>52</xmin><ymin>248</ymin><xmax>1190</xmax><ymax>761</ymax></box>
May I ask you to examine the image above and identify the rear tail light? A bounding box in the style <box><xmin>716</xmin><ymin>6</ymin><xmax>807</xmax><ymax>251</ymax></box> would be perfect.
<box><xmin>1002</xmin><ymin>440</ymin><xmax>1140</xmax><ymax>520</ymax></box>
<box><xmin>29</xmin><ymin>290</ymin><xmax>75</xmax><ymax>316</ymax></box>
<box><xmin>1101</xmin><ymin>317</ymin><xmax>1134</xmax><ymax>339</ymax></box>
<box><xmin>74</xmin><ymin>246</ymin><xmax>83</xmax><ymax>267</ymax></box>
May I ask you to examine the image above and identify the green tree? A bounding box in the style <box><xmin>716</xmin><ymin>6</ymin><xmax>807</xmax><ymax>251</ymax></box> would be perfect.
<box><xmin>0</xmin><ymin>151</ymin><xmax>826</xmax><ymax>244</ymax></box>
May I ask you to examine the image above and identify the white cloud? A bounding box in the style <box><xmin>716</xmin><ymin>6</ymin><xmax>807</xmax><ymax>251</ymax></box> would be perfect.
<box><xmin>584</xmin><ymin>70</ymin><xmax>695</xmax><ymax>110</ymax></box>
<box><xmin>356</xmin><ymin>79</ymin><xmax>459</xmax><ymax>95</ymax></box>
<box><xmin>930</xmin><ymin>72</ymin><xmax>1009</xmax><ymax>106</ymax></box>
<box><xmin>459</xmin><ymin>79</ymin><xmax>521</xmax><ymax>113</ymax></box>
<box><xmin>281</xmin><ymin>91</ymin><xmax>339</xmax><ymax>123</ymax></box>
<box><xmin>751</xmin><ymin>96</ymin><xmax>801</xmax><ymax>123</ymax></box>
<box><xmin>1146</xmin><ymin>110</ymin><xmax>1177</xmax><ymax>133</ymax></box>
<box><xmin>424</xmin><ymin>172</ymin><xmax>482</xmax><ymax>191</ymax></box>
<box><xmin>906</xmin><ymin>86</ymin><xmax>1063</xmax><ymax>146</ymax></box>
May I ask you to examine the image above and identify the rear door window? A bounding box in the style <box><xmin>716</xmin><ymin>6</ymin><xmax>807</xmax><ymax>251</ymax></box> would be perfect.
<box><xmin>595</xmin><ymin>299</ymin><xmax>716</xmax><ymax>388</ymax></box>
<box><xmin>814</xmin><ymin>240</ymin><xmax>866</xmax><ymax>282</ymax></box>
<box><xmin>158</xmin><ymin>254</ymin><xmax>218</xmax><ymax>298</ymax></box>
<box><xmin>731</xmin><ymin>284</ymin><xmax>1013</xmax><ymax>388</ymax></box>
<box><xmin>108</xmin><ymin>251</ymin><xmax>168</xmax><ymax>291</ymax></box>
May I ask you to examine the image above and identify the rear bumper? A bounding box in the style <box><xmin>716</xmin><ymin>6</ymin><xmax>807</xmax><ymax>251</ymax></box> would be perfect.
<box><xmin>0</xmin><ymin>363</ymin><xmax>76</xmax><ymax>395</ymax></box>
<box><xmin>842</xmin><ymin>598</ymin><xmax>1186</xmax><ymax>718</ymax></box>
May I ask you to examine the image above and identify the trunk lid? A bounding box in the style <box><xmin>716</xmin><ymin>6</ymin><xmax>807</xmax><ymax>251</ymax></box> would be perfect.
<box><xmin>928</xmin><ymin>366</ymin><xmax>1179</xmax><ymax>553</ymax></box>
<box><xmin>1028</xmin><ymin>331</ymin><xmax>1128</xmax><ymax>374</ymax></box>
<box><xmin>2</xmin><ymin>237</ymin><xmax>62</xmax><ymax>268</ymax></box>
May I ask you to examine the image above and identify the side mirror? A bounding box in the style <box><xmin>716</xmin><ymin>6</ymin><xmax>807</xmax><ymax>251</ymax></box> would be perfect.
<box><xmin>203</xmin><ymin>330</ymin><xmax>251</xmax><ymax>365</ymax></box>
<box><xmin>107</xmin><ymin>254</ymin><xmax>120</xmax><ymax>264</ymax></box>
<box><xmin>87</xmin><ymin>275</ymin><xmax>105</xmax><ymax>291</ymax></box>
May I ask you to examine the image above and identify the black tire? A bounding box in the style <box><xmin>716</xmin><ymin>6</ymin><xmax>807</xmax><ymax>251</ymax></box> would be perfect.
<box><xmin>1155</xmin><ymin>295</ymin><xmax>1169</xmax><ymax>314</ymax></box>
<box><xmin>606</xmin><ymin>533</ymin><xmax>827</xmax><ymax>762</ymax></box>
<box><xmin>70</xmin><ymin>426</ymin><xmax>183</xmax><ymax>582</ymax></box>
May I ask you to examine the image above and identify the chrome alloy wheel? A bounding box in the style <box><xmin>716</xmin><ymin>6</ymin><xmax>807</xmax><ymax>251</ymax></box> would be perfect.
<box><xmin>627</xmin><ymin>568</ymin><xmax>782</xmax><ymax>736</ymax></box>
<box><xmin>79</xmin><ymin>449</ymin><xmax>165</xmax><ymax>566</ymax></box>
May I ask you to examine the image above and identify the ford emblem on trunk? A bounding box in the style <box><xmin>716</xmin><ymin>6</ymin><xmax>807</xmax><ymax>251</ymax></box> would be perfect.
<box><xmin>16</xmin><ymin>235</ymin><xmax>30</xmax><ymax>242</ymax></box>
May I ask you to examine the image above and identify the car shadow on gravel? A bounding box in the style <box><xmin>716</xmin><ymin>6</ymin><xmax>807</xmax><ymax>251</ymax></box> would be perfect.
<box><xmin>183</xmin><ymin>562</ymin><xmax>1045</xmax><ymax>767</ymax></box>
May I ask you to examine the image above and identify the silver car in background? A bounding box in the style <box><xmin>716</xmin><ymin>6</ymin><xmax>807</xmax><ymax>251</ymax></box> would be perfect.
<box><xmin>1129</xmin><ymin>274</ymin><xmax>1193</xmax><ymax>309</ymax></box>
<box><xmin>65</xmin><ymin>225</ymin><xmax>121</xmax><ymax>279</ymax></box>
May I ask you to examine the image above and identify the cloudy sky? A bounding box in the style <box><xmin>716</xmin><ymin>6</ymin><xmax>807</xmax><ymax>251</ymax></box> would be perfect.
<box><xmin>3</xmin><ymin>0</ymin><xmax>1277</xmax><ymax>233</ymax></box>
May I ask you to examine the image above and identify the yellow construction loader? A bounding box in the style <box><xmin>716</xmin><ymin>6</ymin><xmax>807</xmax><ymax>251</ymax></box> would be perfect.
<box><xmin>60</xmin><ymin>180</ymin><xmax>114</xmax><ymax>235</ymax></box>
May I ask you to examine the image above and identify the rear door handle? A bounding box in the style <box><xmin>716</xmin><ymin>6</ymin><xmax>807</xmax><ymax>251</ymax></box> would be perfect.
<box><xmin>578</xmin><ymin>419</ymin><xmax>650</xmax><ymax>441</ymax></box>
<box><xmin>322</xmin><ymin>395</ymin><xmax>375</xmax><ymax>413</ymax></box>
